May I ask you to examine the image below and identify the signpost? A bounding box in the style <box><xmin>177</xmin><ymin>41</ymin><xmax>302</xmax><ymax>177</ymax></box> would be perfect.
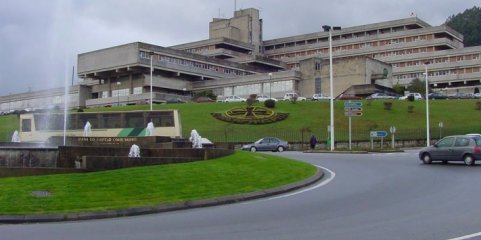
<box><xmin>439</xmin><ymin>122</ymin><xmax>444</xmax><ymax>139</ymax></box>
<box><xmin>370</xmin><ymin>131</ymin><xmax>388</xmax><ymax>150</ymax></box>
<box><xmin>344</xmin><ymin>102</ymin><xmax>363</xmax><ymax>150</ymax></box>
<box><xmin>390</xmin><ymin>126</ymin><xmax>396</xmax><ymax>149</ymax></box>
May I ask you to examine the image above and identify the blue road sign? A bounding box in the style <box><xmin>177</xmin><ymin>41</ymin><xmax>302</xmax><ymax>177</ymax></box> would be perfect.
<box><xmin>370</xmin><ymin>131</ymin><xmax>388</xmax><ymax>137</ymax></box>
<box><xmin>344</xmin><ymin>102</ymin><xmax>362</xmax><ymax>107</ymax></box>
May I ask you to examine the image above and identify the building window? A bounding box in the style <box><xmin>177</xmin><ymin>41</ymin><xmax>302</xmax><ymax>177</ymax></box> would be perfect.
<box><xmin>133</xmin><ymin>87</ymin><xmax>142</xmax><ymax>94</ymax></box>
<box><xmin>315</xmin><ymin>62</ymin><xmax>321</xmax><ymax>70</ymax></box>
<box><xmin>315</xmin><ymin>78</ymin><xmax>321</xmax><ymax>94</ymax></box>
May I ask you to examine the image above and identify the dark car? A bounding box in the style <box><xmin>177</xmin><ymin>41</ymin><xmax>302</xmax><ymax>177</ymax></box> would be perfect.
<box><xmin>448</xmin><ymin>93</ymin><xmax>474</xmax><ymax>99</ymax></box>
<box><xmin>166</xmin><ymin>97</ymin><xmax>186</xmax><ymax>104</ymax></box>
<box><xmin>194</xmin><ymin>97</ymin><xmax>215</xmax><ymax>103</ymax></box>
<box><xmin>428</xmin><ymin>92</ymin><xmax>448</xmax><ymax>100</ymax></box>
<box><xmin>241</xmin><ymin>137</ymin><xmax>289</xmax><ymax>152</ymax></box>
<box><xmin>336</xmin><ymin>94</ymin><xmax>362</xmax><ymax>100</ymax></box>
<box><xmin>419</xmin><ymin>135</ymin><xmax>481</xmax><ymax>166</ymax></box>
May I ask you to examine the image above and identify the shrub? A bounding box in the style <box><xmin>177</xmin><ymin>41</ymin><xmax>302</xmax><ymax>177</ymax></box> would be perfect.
<box><xmin>408</xmin><ymin>105</ymin><xmax>414</xmax><ymax>113</ymax></box>
<box><xmin>383</xmin><ymin>101</ymin><xmax>393</xmax><ymax>110</ymax></box>
<box><xmin>246</xmin><ymin>94</ymin><xmax>257</xmax><ymax>107</ymax></box>
<box><xmin>476</xmin><ymin>101</ymin><xmax>481</xmax><ymax>110</ymax></box>
<box><xmin>407</xmin><ymin>95</ymin><xmax>415</xmax><ymax>102</ymax></box>
<box><xmin>264</xmin><ymin>99</ymin><xmax>276</xmax><ymax>108</ymax></box>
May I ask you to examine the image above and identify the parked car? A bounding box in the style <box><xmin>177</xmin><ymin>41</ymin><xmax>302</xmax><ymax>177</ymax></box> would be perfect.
<box><xmin>399</xmin><ymin>93</ymin><xmax>422</xmax><ymax>100</ymax></box>
<box><xmin>448</xmin><ymin>93</ymin><xmax>474</xmax><ymax>99</ymax></box>
<box><xmin>241</xmin><ymin>137</ymin><xmax>289</xmax><ymax>152</ymax></box>
<box><xmin>224</xmin><ymin>95</ymin><xmax>246</xmax><ymax>103</ymax></box>
<box><xmin>166</xmin><ymin>97</ymin><xmax>186</xmax><ymax>104</ymax></box>
<box><xmin>283</xmin><ymin>93</ymin><xmax>307</xmax><ymax>101</ymax></box>
<box><xmin>312</xmin><ymin>93</ymin><xmax>331</xmax><ymax>100</ymax></box>
<box><xmin>419</xmin><ymin>135</ymin><xmax>481</xmax><ymax>166</ymax></box>
<box><xmin>256</xmin><ymin>95</ymin><xmax>277</xmax><ymax>102</ymax></box>
<box><xmin>336</xmin><ymin>94</ymin><xmax>362</xmax><ymax>100</ymax></box>
<box><xmin>428</xmin><ymin>92</ymin><xmax>448</xmax><ymax>100</ymax></box>
<box><xmin>474</xmin><ymin>93</ymin><xmax>481</xmax><ymax>98</ymax></box>
<box><xmin>194</xmin><ymin>96</ymin><xmax>215</xmax><ymax>103</ymax></box>
<box><xmin>366</xmin><ymin>93</ymin><xmax>397</xmax><ymax>99</ymax></box>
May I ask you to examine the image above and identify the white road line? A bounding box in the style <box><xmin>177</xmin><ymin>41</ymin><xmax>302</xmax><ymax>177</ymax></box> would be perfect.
<box><xmin>267</xmin><ymin>164</ymin><xmax>335</xmax><ymax>200</ymax></box>
<box><xmin>447</xmin><ymin>231</ymin><xmax>481</xmax><ymax>240</ymax></box>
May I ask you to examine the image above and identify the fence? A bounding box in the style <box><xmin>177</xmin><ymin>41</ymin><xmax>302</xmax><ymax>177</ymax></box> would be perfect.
<box><xmin>183</xmin><ymin>126</ymin><xmax>481</xmax><ymax>144</ymax></box>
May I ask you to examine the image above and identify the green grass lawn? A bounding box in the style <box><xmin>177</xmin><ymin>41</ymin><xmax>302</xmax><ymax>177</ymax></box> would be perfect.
<box><xmin>1</xmin><ymin>99</ymin><xmax>481</xmax><ymax>142</ymax></box>
<box><xmin>0</xmin><ymin>151</ymin><xmax>317</xmax><ymax>215</ymax></box>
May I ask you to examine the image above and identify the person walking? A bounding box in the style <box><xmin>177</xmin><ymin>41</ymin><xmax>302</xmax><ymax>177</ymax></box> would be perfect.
<box><xmin>309</xmin><ymin>135</ymin><xmax>317</xmax><ymax>150</ymax></box>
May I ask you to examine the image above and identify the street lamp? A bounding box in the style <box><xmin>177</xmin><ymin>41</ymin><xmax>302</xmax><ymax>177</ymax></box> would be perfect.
<box><xmin>268</xmin><ymin>73</ymin><xmax>272</xmax><ymax>98</ymax></box>
<box><xmin>322</xmin><ymin>25</ymin><xmax>340</xmax><ymax>151</ymax></box>
<box><xmin>116</xmin><ymin>81</ymin><xmax>121</xmax><ymax>106</ymax></box>
<box><xmin>149</xmin><ymin>52</ymin><xmax>154</xmax><ymax>111</ymax></box>
<box><xmin>424</xmin><ymin>61</ymin><xmax>430</xmax><ymax>146</ymax></box>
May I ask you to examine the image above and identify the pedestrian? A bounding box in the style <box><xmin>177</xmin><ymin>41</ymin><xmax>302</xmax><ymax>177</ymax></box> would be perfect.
<box><xmin>309</xmin><ymin>135</ymin><xmax>317</xmax><ymax>150</ymax></box>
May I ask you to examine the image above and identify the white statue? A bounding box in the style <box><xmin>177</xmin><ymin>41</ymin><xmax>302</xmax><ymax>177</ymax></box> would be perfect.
<box><xmin>83</xmin><ymin>121</ymin><xmax>92</xmax><ymax>137</ymax></box>
<box><xmin>189</xmin><ymin>129</ymin><xmax>203</xmax><ymax>149</ymax></box>
<box><xmin>128</xmin><ymin>144</ymin><xmax>141</xmax><ymax>157</ymax></box>
<box><xmin>146</xmin><ymin>121</ymin><xmax>155</xmax><ymax>136</ymax></box>
<box><xmin>11</xmin><ymin>130</ymin><xmax>20</xmax><ymax>142</ymax></box>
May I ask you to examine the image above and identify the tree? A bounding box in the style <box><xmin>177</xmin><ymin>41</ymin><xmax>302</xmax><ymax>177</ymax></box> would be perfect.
<box><xmin>192</xmin><ymin>90</ymin><xmax>217</xmax><ymax>100</ymax></box>
<box><xmin>406</xmin><ymin>77</ymin><xmax>427</xmax><ymax>94</ymax></box>
<box><xmin>392</xmin><ymin>82</ymin><xmax>405</xmax><ymax>95</ymax></box>
<box><xmin>446</xmin><ymin>6</ymin><xmax>481</xmax><ymax>47</ymax></box>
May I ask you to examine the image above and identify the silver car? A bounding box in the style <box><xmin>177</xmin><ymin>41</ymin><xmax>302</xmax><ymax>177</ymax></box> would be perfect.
<box><xmin>241</xmin><ymin>137</ymin><xmax>289</xmax><ymax>152</ymax></box>
<box><xmin>419</xmin><ymin>135</ymin><xmax>481</xmax><ymax>166</ymax></box>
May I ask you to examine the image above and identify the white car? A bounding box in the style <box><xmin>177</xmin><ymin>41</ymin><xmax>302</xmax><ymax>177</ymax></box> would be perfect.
<box><xmin>256</xmin><ymin>95</ymin><xmax>278</xmax><ymax>102</ymax></box>
<box><xmin>224</xmin><ymin>95</ymin><xmax>247</xmax><ymax>103</ymax></box>
<box><xmin>283</xmin><ymin>93</ymin><xmax>307</xmax><ymax>101</ymax></box>
<box><xmin>399</xmin><ymin>93</ymin><xmax>423</xmax><ymax>100</ymax></box>
<box><xmin>312</xmin><ymin>93</ymin><xmax>331</xmax><ymax>100</ymax></box>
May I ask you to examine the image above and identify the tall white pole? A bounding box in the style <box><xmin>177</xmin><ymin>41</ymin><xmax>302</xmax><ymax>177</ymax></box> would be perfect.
<box><xmin>269</xmin><ymin>73</ymin><xmax>272</xmax><ymax>98</ymax></box>
<box><xmin>425</xmin><ymin>63</ymin><xmax>430</xmax><ymax>146</ymax></box>
<box><xmin>150</xmin><ymin>54</ymin><xmax>153</xmax><ymax>111</ymax></box>
<box><xmin>329</xmin><ymin>29</ymin><xmax>335</xmax><ymax>151</ymax></box>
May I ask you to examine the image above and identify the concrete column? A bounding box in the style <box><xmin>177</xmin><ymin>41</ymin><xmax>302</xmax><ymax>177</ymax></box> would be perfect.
<box><xmin>129</xmin><ymin>74</ymin><xmax>133</xmax><ymax>94</ymax></box>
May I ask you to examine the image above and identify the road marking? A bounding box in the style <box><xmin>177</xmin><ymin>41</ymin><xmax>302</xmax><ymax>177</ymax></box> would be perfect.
<box><xmin>447</xmin><ymin>231</ymin><xmax>481</xmax><ymax>240</ymax></box>
<box><xmin>267</xmin><ymin>164</ymin><xmax>335</xmax><ymax>200</ymax></box>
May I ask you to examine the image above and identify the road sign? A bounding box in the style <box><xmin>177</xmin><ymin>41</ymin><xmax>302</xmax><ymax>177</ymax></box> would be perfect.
<box><xmin>344</xmin><ymin>107</ymin><xmax>363</xmax><ymax>117</ymax></box>
<box><xmin>345</xmin><ymin>107</ymin><xmax>362</xmax><ymax>111</ymax></box>
<box><xmin>344</xmin><ymin>111</ymin><xmax>363</xmax><ymax>117</ymax></box>
<box><xmin>344</xmin><ymin>102</ymin><xmax>362</xmax><ymax>107</ymax></box>
<box><xmin>370</xmin><ymin>131</ymin><xmax>388</xmax><ymax>137</ymax></box>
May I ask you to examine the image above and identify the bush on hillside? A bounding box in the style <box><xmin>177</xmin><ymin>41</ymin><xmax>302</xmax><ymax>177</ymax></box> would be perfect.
<box><xmin>264</xmin><ymin>99</ymin><xmax>276</xmax><ymax>108</ymax></box>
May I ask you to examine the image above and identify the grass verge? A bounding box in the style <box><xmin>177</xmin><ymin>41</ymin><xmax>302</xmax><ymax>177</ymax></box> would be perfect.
<box><xmin>0</xmin><ymin>151</ymin><xmax>316</xmax><ymax>215</ymax></box>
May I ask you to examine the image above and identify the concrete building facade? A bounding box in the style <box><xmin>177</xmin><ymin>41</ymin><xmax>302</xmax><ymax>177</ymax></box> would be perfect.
<box><xmin>1</xmin><ymin>7</ymin><xmax>479</xmax><ymax>111</ymax></box>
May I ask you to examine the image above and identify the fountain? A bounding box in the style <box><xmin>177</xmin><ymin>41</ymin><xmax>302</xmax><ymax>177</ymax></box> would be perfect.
<box><xmin>11</xmin><ymin>130</ymin><xmax>20</xmax><ymax>142</ymax></box>
<box><xmin>145</xmin><ymin>121</ymin><xmax>155</xmax><ymax>136</ymax></box>
<box><xmin>83</xmin><ymin>121</ymin><xmax>91</xmax><ymax>137</ymax></box>
<box><xmin>189</xmin><ymin>129</ymin><xmax>203</xmax><ymax>149</ymax></box>
<box><xmin>128</xmin><ymin>144</ymin><xmax>140</xmax><ymax>158</ymax></box>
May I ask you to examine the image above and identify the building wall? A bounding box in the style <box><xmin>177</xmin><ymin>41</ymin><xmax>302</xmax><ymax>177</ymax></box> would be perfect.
<box><xmin>78</xmin><ymin>43</ymin><xmax>140</xmax><ymax>74</ymax></box>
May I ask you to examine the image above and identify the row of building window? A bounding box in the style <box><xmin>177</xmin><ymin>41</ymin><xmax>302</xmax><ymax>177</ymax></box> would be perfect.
<box><xmin>395</xmin><ymin>67</ymin><xmax>481</xmax><ymax>80</ymax></box>
<box><xmin>264</xmin><ymin>25</ymin><xmax>424</xmax><ymax>51</ymax></box>
<box><xmin>0</xmin><ymin>94</ymin><xmax>78</xmax><ymax>112</ymax></box>
<box><xmin>220</xmin><ymin>80</ymin><xmax>294</xmax><ymax>97</ymax></box>
<box><xmin>101</xmin><ymin>87</ymin><xmax>143</xmax><ymax>98</ymax></box>
<box><xmin>139</xmin><ymin>51</ymin><xmax>249</xmax><ymax>77</ymax></box>
<box><xmin>266</xmin><ymin>32</ymin><xmax>434</xmax><ymax>54</ymax></box>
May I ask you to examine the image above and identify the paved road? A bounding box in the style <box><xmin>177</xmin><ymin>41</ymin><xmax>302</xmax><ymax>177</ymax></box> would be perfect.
<box><xmin>3</xmin><ymin>150</ymin><xmax>481</xmax><ymax>240</ymax></box>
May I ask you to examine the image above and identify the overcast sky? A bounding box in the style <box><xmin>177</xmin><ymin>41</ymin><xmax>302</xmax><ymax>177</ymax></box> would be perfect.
<box><xmin>0</xmin><ymin>0</ymin><xmax>479</xmax><ymax>96</ymax></box>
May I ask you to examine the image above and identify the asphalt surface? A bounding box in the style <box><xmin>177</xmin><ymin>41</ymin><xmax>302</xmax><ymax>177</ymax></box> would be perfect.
<box><xmin>3</xmin><ymin>150</ymin><xmax>481</xmax><ymax>240</ymax></box>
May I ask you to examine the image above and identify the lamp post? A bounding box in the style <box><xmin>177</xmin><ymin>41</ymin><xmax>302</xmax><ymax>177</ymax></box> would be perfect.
<box><xmin>424</xmin><ymin>62</ymin><xmax>430</xmax><ymax>146</ymax></box>
<box><xmin>149</xmin><ymin>52</ymin><xmax>154</xmax><ymax>111</ymax></box>
<box><xmin>116</xmin><ymin>81</ymin><xmax>121</xmax><ymax>106</ymax></box>
<box><xmin>322</xmin><ymin>25</ymin><xmax>338</xmax><ymax>151</ymax></box>
<box><xmin>268</xmin><ymin>73</ymin><xmax>272</xmax><ymax>98</ymax></box>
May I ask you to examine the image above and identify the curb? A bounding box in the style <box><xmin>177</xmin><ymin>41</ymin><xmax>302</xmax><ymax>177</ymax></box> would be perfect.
<box><xmin>0</xmin><ymin>169</ymin><xmax>324</xmax><ymax>224</ymax></box>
